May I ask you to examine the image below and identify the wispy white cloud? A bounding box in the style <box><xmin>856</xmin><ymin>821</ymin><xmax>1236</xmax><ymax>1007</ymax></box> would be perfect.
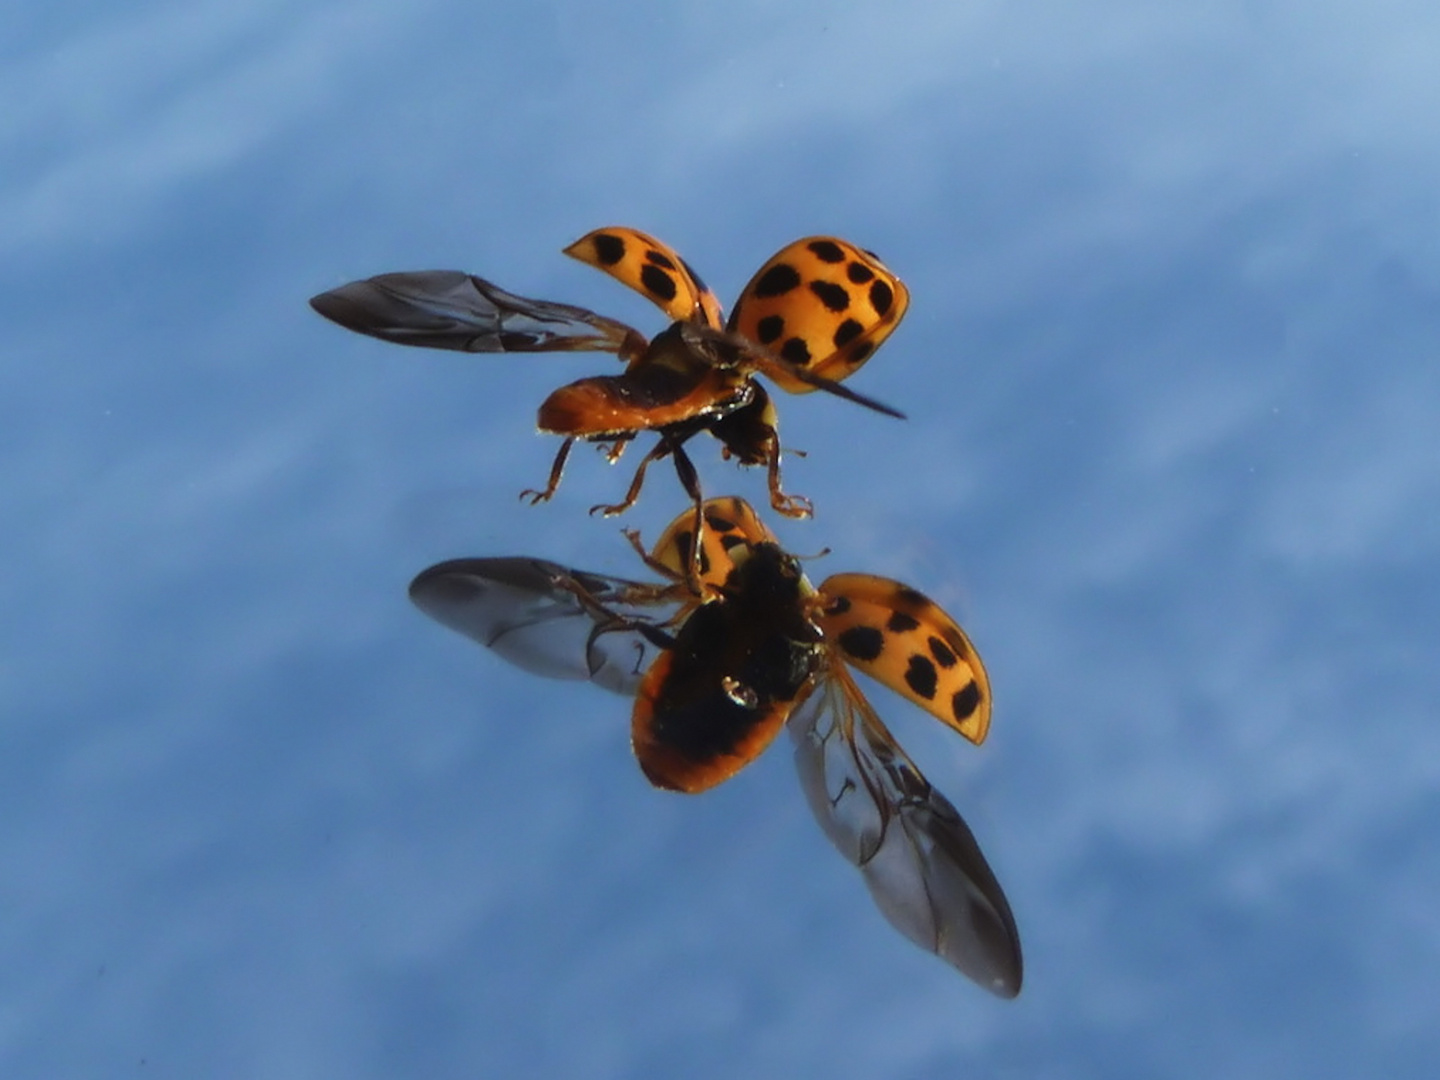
<box><xmin>0</xmin><ymin>0</ymin><xmax>423</xmax><ymax>253</ymax></box>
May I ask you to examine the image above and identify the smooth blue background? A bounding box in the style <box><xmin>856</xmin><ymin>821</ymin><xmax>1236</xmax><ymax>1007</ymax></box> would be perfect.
<box><xmin>4</xmin><ymin>1</ymin><xmax>1438</xmax><ymax>1076</ymax></box>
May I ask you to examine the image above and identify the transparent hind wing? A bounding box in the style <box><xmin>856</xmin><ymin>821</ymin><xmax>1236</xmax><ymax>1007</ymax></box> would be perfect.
<box><xmin>788</xmin><ymin>663</ymin><xmax>1023</xmax><ymax>997</ymax></box>
<box><xmin>672</xmin><ymin>323</ymin><xmax>905</xmax><ymax>419</ymax></box>
<box><xmin>311</xmin><ymin>272</ymin><xmax>646</xmax><ymax>358</ymax></box>
<box><xmin>409</xmin><ymin>557</ymin><xmax>682</xmax><ymax>696</ymax></box>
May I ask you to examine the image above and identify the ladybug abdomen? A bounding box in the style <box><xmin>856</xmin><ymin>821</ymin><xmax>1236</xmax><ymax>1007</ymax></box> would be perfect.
<box><xmin>538</xmin><ymin>367</ymin><xmax>749</xmax><ymax>437</ymax></box>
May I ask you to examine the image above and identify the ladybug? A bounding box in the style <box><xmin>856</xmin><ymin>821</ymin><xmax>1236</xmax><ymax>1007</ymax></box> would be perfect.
<box><xmin>310</xmin><ymin>229</ymin><xmax>908</xmax><ymax>557</ymax></box>
<box><xmin>409</xmin><ymin>497</ymin><xmax>1021</xmax><ymax>996</ymax></box>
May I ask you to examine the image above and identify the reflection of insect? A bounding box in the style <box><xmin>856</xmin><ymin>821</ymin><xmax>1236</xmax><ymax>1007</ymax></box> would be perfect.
<box><xmin>310</xmin><ymin>228</ymin><xmax>908</xmax><ymax>533</ymax></box>
<box><xmin>410</xmin><ymin>497</ymin><xmax>1022</xmax><ymax>996</ymax></box>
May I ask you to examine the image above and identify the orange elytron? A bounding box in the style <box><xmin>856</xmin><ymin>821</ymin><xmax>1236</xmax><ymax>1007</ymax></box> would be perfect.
<box><xmin>408</xmin><ymin>497</ymin><xmax>1022</xmax><ymax>997</ymax></box>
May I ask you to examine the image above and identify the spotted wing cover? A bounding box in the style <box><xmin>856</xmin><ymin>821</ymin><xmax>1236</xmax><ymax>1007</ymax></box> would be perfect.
<box><xmin>565</xmin><ymin>227</ymin><xmax>724</xmax><ymax>328</ymax></box>
<box><xmin>816</xmin><ymin>573</ymin><xmax>990</xmax><ymax>744</ymax></box>
<box><xmin>789</xmin><ymin>665</ymin><xmax>1022</xmax><ymax>997</ymax></box>
<box><xmin>727</xmin><ymin>237</ymin><xmax>910</xmax><ymax>394</ymax></box>
<box><xmin>310</xmin><ymin>272</ymin><xmax>646</xmax><ymax>358</ymax></box>
<box><xmin>408</xmin><ymin>557</ymin><xmax>677</xmax><ymax>696</ymax></box>
<box><xmin>647</xmin><ymin>496</ymin><xmax>779</xmax><ymax>585</ymax></box>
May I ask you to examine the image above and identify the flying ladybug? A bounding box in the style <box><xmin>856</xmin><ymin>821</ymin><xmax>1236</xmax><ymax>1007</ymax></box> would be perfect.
<box><xmin>310</xmin><ymin>228</ymin><xmax>909</xmax><ymax>544</ymax></box>
<box><xmin>409</xmin><ymin>497</ymin><xmax>1022</xmax><ymax>996</ymax></box>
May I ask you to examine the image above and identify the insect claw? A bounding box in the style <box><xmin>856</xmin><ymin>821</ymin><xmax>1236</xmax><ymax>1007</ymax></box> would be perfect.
<box><xmin>621</xmin><ymin>528</ymin><xmax>648</xmax><ymax>559</ymax></box>
<box><xmin>519</xmin><ymin>437</ymin><xmax>573</xmax><ymax>507</ymax></box>
<box><xmin>772</xmin><ymin>493</ymin><xmax>814</xmax><ymax>519</ymax></box>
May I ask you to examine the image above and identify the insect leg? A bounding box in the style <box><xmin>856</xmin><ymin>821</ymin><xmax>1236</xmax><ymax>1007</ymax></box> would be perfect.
<box><xmin>667</xmin><ymin>440</ymin><xmax>710</xmax><ymax>590</ymax></box>
<box><xmin>619</xmin><ymin>528</ymin><xmax>681</xmax><ymax>580</ymax></box>
<box><xmin>763</xmin><ymin>428</ymin><xmax>814</xmax><ymax>519</ymax></box>
<box><xmin>589</xmin><ymin>438</ymin><xmax>673</xmax><ymax>518</ymax></box>
<box><xmin>520</xmin><ymin>437</ymin><xmax>576</xmax><ymax>505</ymax></box>
<box><xmin>600</xmin><ymin>434</ymin><xmax>635</xmax><ymax>464</ymax></box>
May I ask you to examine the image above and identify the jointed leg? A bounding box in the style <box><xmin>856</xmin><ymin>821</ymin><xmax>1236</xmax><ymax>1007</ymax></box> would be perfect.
<box><xmin>604</xmin><ymin>437</ymin><xmax>707</xmax><ymax>592</ymax></box>
<box><xmin>764</xmin><ymin>432</ymin><xmax>813</xmax><ymax>518</ymax></box>
<box><xmin>520</xmin><ymin>437</ymin><xmax>575</xmax><ymax>505</ymax></box>
<box><xmin>599</xmin><ymin>434</ymin><xmax>634</xmax><ymax>464</ymax></box>
<box><xmin>620</xmin><ymin>526</ymin><xmax>717</xmax><ymax>606</ymax></box>
<box><xmin>669</xmin><ymin>442</ymin><xmax>709</xmax><ymax>592</ymax></box>
<box><xmin>589</xmin><ymin>439</ymin><xmax>673</xmax><ymax>518</ymax></box>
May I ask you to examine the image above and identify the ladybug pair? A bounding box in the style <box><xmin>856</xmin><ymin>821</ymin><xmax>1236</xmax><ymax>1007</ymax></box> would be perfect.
<box><xmin>312</xmin><ymin>228</ymin><xmax>1022</xmax><ymax>996</ymax></box>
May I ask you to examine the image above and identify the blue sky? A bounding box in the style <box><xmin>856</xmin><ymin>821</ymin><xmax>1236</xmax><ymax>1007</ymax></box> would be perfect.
<box><xmin>4</xmin><ymin>0</ymin><xmax>1439</xmax><ymax>1076</ymax></box>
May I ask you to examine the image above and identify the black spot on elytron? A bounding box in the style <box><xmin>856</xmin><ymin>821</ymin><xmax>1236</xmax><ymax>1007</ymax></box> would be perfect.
<box><xmin>673</xmin><ymin>530</ymin><xmax>710</xmax><ymax>575</ymax></box>
<box><xmin>952</xmin><ymin>680</ymin><xmax>982</xmax><ymax>723</ymax></box>
<box><xmin>928</xmin><ymin>636</ymin><xmax>958</xmax><ymax>668</ymax></box>
<box><xmin>846</xmin><ymin>261</ymin><xmax>875</xmax><ymax>284</ymax></box>
<box><xmin>825</xmin><ymin>595</ymin><xmax>852</xmax><ymax>616</ymax></box>
<box><xmin>780</xmin><ymin>337</ymin><xmax>812</xmax><ymax>365</ymax></box>
<box><xmin>644</xmin><ymin>249</ymin><xmax>676</xmax><ymax>270</ymax></box>
<box><xmin>754</xmin><ymin>263</ymin><xmax>802</xmax><ymax>298</ymax></box>
<box><xmin>809</xmin><ymin>280</ymin><xmax>850</xmax><ymax>312</ymax></box>
<box><xmin>869</xmin><ymin>279</ymin><xmax>894</xmax><ymax>317</ymax></box>
<box><xmin>895</xmin><ymin>586</ymin><xmax>929</xmax><ymax>607</ymax></box>
<box><xmin>756</xmin><ymin>314</ymin><xmax>785</xmax><ymax>344</ymax></box>
<box><xmin>886</xmin><ymin>611</ymin><xmax>920</xmax><ymax>633</ymax></box>
<box><xmin>833</xmin><ymin>319</ymin><xmax>864</xmax><ymax>349</ymax></box>
<box><xmin>837</xmin><ymin>625</ymin><xmax>884</xmax><ymax>662</ymax></box>
<box><xmin>807</xmin><ymin>239</ymin><xmax>845</xmax><ymax>263</ymax></box>
<box><xmin>847</xmin><ymin>340</ymin><xmax>875</xmax><ymax>366</ymax></box>
<box><xmin>592</xmin><ymin>233</ymin><xmax>626</xmax><ymax>265</ymax></box>
<box><xmin>703</xmin><ymin>512</ymin><xmax>737</xmax><ymax>533</ymax></box>
<box><xmin>673</xmin><ymin>529</ymin><xmax>693</xmax><ymax>567</ymax></box>
<box><xmin>640</xmin><ymin>264</ymin><xmax>678</xmax><ymax>302</ymax></box>
<box><xmin>904</xmin><ymin>654</ymin><xmax>939</xmax><ymax>700</ymax></box>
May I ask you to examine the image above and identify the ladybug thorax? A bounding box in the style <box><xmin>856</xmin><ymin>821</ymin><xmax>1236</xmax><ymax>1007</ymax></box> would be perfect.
<box><xmin>723</xmin><ymin>544</ymin><xmax>818</xmax><ymax>631</ymax></box>
<box><xmin>636</xmin><ymin>322</ymin><xmax>741</xmax><ymax>380</ymax></box>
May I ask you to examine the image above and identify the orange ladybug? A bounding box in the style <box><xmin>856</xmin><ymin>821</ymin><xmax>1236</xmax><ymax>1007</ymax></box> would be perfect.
<box><xmin>311</xmin><ymin>229</ymin><xmax>908</xmax><ymax>538</ymax></box>
<box><xmin>409</xmin><ymin>497</ymin><xmax>1021</xmax><ymax>996</ymax></box>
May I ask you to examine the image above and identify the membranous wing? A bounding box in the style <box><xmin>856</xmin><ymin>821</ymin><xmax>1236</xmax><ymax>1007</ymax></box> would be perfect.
<box><xmin>311</xmin><ymin>272</ymin><xmax>647</xmax><ymax>359</ymax></box>
<box><xmin>674</xmin><ymin>323</ymin><xmax>904</xmax><ymax>420</ymax></box>
<box><xmin>789</xmin><ymin>663</ymin><xmax>1023</xmax><ymax>997</ymax></box>
<box><xmin>409</xmin><ymin>557</ymin><xmax>683</xmax><ymax>696</ymax></box>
